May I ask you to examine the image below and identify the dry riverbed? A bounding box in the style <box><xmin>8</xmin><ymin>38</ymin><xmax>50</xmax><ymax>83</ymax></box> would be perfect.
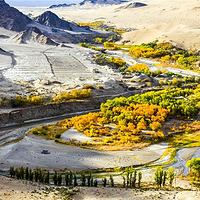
<box><xmin>0</xmin><ymin>134</ymin><xmax>160</xmax><ymax>171</ymax></box>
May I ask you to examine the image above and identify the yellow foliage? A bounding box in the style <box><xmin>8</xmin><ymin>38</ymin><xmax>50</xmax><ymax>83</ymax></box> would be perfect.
<box><xmin>104</xmin><ymin>42</ymin><xmax>121</xmax><ymax>50</ymax></box>
<box><xmin>128</xmin><ymin>63</ymin><xmax>150</xmax><ymax>74</ymax></box>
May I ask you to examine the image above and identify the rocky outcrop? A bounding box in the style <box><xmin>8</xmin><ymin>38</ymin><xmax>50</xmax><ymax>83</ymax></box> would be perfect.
<box><xmin>0</xmin><ymin>0</ymin><xmax>31</xmax><ymax>32</ymax></box>
<box><xmin>34</xmin><ymin>11</ymin><xmax>89</xmax><ymax>32</ymax></box>
<box><xmin>12</xmin><ymin>27</ymin><xmax>58</xmax><ymax>45</ymax></box>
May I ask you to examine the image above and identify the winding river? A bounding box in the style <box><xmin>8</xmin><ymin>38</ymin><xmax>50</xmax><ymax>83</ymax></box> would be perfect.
<box><xmin>0</xmin><ymin>47</ymin><xmax>199</xmax><ymax>177</ymax></box>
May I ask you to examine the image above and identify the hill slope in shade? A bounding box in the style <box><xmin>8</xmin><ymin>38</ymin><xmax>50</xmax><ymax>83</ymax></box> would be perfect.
<box><xmin>34</xmin><ymin>11</ymin><xmax>89</xmax><ymax>32</ymax></box>
<box><xmin>0</xmin><ymin>0</ymin><xmax>31</xmax><ymax>32</ymax></box>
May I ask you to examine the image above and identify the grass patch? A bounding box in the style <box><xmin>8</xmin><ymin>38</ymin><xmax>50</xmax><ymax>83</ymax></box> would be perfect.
<box><xmin>169</xmin><ymin>131</ymin><xmax>200</xmax><ymax>148</ymax></box>
<box><xmin>28</xmin><ymin>123</ymin><xmax>68</xmax><ymax>140</ymax></box>
<box><xmin>160</xmin><ymin>148</ymin><xmax>178</xmax><ymax>164</ymax></box>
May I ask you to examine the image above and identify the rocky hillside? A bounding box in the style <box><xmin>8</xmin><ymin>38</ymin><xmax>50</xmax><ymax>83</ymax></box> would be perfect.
<box><xmin>12</xmin><ymin>27</ymin><xmax>58</xmax><ymax>45</ymax></box>
<box><xmin>0</xmin><ymin>0</ymin><xmax>31</xmax><ymax>32</ymax></box>
<box><xmin>49</xmin><ymin>0</ymin><xmax>126</xmax><ymax>8</ymax></box>
<box><xmin>0</xmin><ymin>1</ymin><xmax>112</xmax><ymax>45</ymax></box>
<box><xmin>34</xmin><ymin>11</ymin><xmax>89</xmax><ymax>32</ymax></box>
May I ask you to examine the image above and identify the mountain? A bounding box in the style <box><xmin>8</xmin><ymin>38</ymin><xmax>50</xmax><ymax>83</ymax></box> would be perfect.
<box><xmin>49</xmin><ymin>3</ymin><xmax>76</xmax><ymax>9</ymax></box>
<box><xmin>0</xmin><ymin>1</ymin><xmax>112</xmax><ymax>45</ymax></box>
<box><xmin>49</xmin><ymin>0</ymin><xmax>126</xmax><ymax>8</ymax></box>
<box><xmin>0</xmin><ymin>0</ymin><xmax>31</xmax><ymax>32</ymax></box>
<box><xmin>34</xmin><ymin>11</ymin><xmax>89</xmax><ymax>32</ymax></box>
<box><xmin>79</xmin><ymin>0</ymin><xmax>125</xmax><ymax>5</ymax></box>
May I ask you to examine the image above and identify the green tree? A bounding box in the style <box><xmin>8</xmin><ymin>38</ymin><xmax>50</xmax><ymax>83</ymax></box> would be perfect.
<box><xmin>53</xmin><ymin>171</ymin><xmax>58</xmax><ymax>185</ymax></box>
<box><xmin>163</xmin><ymin>171</ymin><xmax>167</xmax><ymax>187</ymax></box>
<box><xmin>110</xmin><ymin>175</ymin><xmax>114</xmax><ymax>187</ymax></box>
<box><xmin>74</xmin><ymin>174</ymin><xmax>78</xmax><ymax>186</ymax></box>
<box><xmin>131</xmin><ymin>170</ymin><xmax>137</xmax><ymax>188</ymax></box>
<box><xmin>81</xmin><ymin>173</ymin><xmax>86</xmax><ymax>186</ymax></box>
<box><xmin>65</xmin><ymin>173</ymin><xmax>69</xmax><ymax>186</ymax></box>
<box><xmin>9</xmin><ymin>167</ymin><xmax>15</xmax><ymax>178</ymax></box>
<box><xmin>57</xmin><ymin>174</ymin><xmax>62</xmax><ymax>185</ymax></box>
<box><xmin>45</xmin><ymin>171</ymin><xmax>50</xmax><ymax>184</ymax></box>
<box><xmin>154</xmin><ymin>167</ymin><xmax>163</xmax><ymax>187</ymax></box>
<box><xmin>94</xmin><ymin>179</ymin><xmax>98</xmax><ymax>187</ymax></box>
<box><xmin>102</xmin><ymin>177</ymin><xmax>107</xmax><ymax>187</ymax></box>
<box><xmin>167</xmin><ymin>167</ymin><xmax>175</xmax><ymax>186</ymax></box>
<box><xmin>25</xmin><ymin>167</ymin><xmax>29</xmax><ymax>180</ymax></box>
<box><xmin>138</xmin><ymin>171</ymin><xmax>142</xmax><ymax>188</ymax></box>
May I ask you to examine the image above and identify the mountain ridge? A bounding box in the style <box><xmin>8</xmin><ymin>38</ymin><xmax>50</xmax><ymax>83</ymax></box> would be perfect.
<box><xmin>49</xmin><ymin>0</ymin><xmax>127</xmax><ymax>8</ymax></box>
<box><xmin>0</xmin><ymin>0</ymin><xmax>31</xmax><ymax>32</ymax></box>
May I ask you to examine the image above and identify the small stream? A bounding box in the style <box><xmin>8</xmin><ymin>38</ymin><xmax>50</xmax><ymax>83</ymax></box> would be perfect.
<box><xmin>149</xmin><ymin>146</ymin><xmax>200</xmax><ymax>175</ymax></box>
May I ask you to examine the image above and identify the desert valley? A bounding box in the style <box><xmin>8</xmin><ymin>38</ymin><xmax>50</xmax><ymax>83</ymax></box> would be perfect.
<box><xmin>0</xmin><ymin>0</ymin><xmax>200</xmax><ymax>199</ymax></box>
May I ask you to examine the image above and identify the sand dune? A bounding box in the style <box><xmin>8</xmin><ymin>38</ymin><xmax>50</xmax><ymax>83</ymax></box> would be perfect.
<box><xmin>17</xmin><ymin>0</ymin><xmax>200</xmax><ymax>50</ymax></box>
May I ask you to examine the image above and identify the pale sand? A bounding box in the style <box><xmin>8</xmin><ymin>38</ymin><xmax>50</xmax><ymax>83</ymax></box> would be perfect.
<box><xmin>0</xmin><ymin>174</ymin><xmax>199</xmax><ymax>200</ymax></box>
<box><xmin>0</xmin><ymin>134</ymin><xmax>160</xmax><ymax>171</ymax></box>
<box><xmin>17</xmin><ymin>0</ymin><xmax>200</xmax><ymax>50</ymax></box>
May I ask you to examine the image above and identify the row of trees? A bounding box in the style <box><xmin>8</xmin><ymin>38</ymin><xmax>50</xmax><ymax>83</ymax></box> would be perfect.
<box><xmin>154</xmin><ymin>167</ymin><xmax>175</xmax><ymax>187</ymax></box>
<box><xmin>52</xmin><ymin>89</ymin><xmax>91</xmax><ymax>103</ymax></box>
<box><xmin>0</xmin><ymin>88</ymin><xmax>92</xmax><ymax>108</ymax></box>
<box><xmin>9</xmin><ymin>167</ymin><xmax>50</xmax><ymax>183</ymax></box>
<box><xmin>122</xmin><ymin>167</ymin><xmax>142</xmax><ymax>188</ymax></box>
<box><xmin>9</xmin><ymin>166</ymin><xmax>176</xmax><ymax>188</ymax></box>
<box><xmin>7</xmin><ymin>167</ymin><xmax>125</xmax><ymax>188</ymax></box>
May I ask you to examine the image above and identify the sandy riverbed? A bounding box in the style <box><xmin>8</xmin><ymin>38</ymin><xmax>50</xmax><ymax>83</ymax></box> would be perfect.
<box><xmin>0</xmin><ymin>134</ymin><xmax>160</xmax><ymax>171</ymax></box>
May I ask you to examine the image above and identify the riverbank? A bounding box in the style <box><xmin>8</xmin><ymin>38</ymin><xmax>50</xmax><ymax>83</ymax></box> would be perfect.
<box><xmin>0</xmin><ymin>88</ymin><xmax>160</xmax><ymax>128</ymax></box>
